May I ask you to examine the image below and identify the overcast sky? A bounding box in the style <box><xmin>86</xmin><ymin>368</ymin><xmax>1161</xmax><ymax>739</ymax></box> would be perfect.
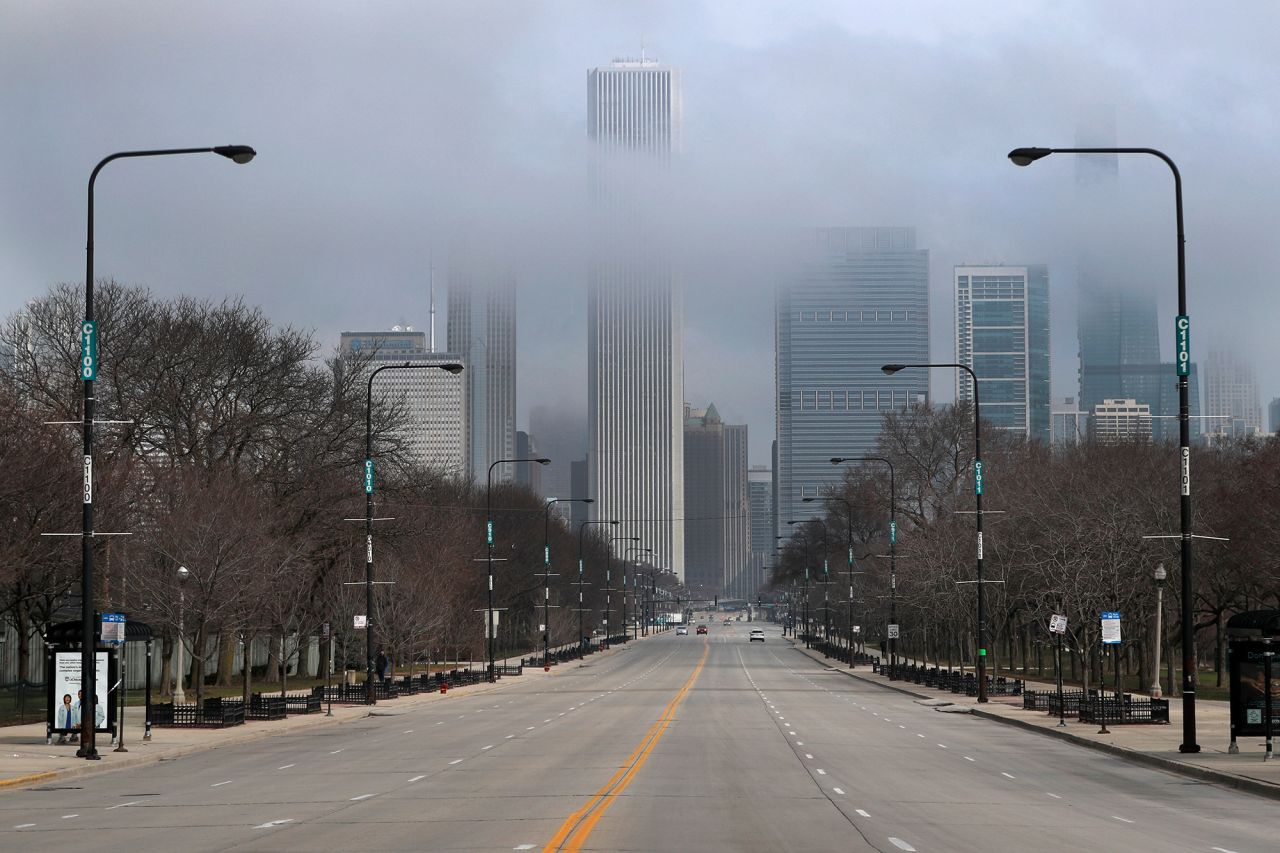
<box><xmin>3</xmin><ymin>1</ymin><xmax>1277</xmax><ymax>463</ymax></box>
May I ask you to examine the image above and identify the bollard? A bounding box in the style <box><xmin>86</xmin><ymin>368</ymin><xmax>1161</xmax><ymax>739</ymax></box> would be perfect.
<box><xmin>440</xmin><ymin>681</ymin><xmax>448</xmax><ymax>694</ymax></box>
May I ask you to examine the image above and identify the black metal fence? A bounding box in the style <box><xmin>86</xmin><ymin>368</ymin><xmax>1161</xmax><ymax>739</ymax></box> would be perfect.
<box><xmin>151</xmin><ymin>696</ymin><xmax>246</xmax><ymax>728</ymax></box>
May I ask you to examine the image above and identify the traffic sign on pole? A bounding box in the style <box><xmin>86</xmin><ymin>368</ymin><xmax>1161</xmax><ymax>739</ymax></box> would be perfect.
<box><xmin>354</xmin><ymin>614</ymin><xmax>367</xmax><ymax>629</ymax></box>
<box><xmin>1175</xmin><ymin>315</ymin><xmax>1190</xmax><ymax>377</ymax></box>
<box><xmin>1100</xmin><ymin>611</ymin><xmax>1122</xmax><ymax>645</ymax></box>
<box><xmin>887</xmin><ymin>624</ymin><xmax>900</xmax><ymax>639</ymax></box>
<box><xmin>100</xmin><ymin>613</ymin><xmax>125</xmax><ymax>645</ymax></box>
<box><xmin>80</xmin><ymin>320</ymin><xmax>97</xmax><ymax>381</ymax></box>
<box><xmin>1049</xmin><ymin>614</ymin><xmax>1068</xmax><ymax>635</ymax></box>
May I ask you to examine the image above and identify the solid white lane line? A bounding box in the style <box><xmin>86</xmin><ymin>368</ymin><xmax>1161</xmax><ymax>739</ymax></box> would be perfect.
<box><xmin>278</xmin><ymin>764</ymin><xmax>296</xmax><ymax>770</ymax></box>
<box><xmin>254</xmin><ymin>819</ymin><xmax>295</xmax><ymax>829</ymax></box>
<box><xmin>350</xmin><ymin>794</ymin><xmax>374</xmax><ymax>801</ymax></box>
<box><xmin>105</xmin><ymin>802</ymin><xmax>139</xmax><ymax>810</ymax></box>
<box><xmin>833</xmin><ymin>787</ymin><xmax>845</xmax><ymax>795</ymax></box>
<box><xmin>888</xmin><ymin>837</ymin><xmax>916</xmax><ymax>851</ymax></box>
<box><xmin>1112</xmin><ymin>816</ymin><xmax>1135</xmax><ymax>824</ymax></box>
<box><xmin>1046</xmin><ymin>793</ymin><xmax>1062</xmax><ymax>799</ymax></box>
<box><xmin>408</xmin><ymin>775</ymin><xmax>426</xmax><ymax>783</ymax></box>
<box><xmin>211</xmin><ymin>780</ymin><xmax>232</xmax><ymax>787</ymax></box>
<box><xmin>1001</xmin><ymin>772</ymin><xmax>1016</xmax><ymax>779</ymax></box>
<box><xmin>449</xmin><ymin>759</ymin><xmax>464</xmax><ymax>765</ymax></box>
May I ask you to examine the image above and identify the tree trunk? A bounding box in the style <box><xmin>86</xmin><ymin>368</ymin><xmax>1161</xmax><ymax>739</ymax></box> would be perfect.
<box><xmin>192</xmin><ymin>624</ymin><xmax>207</xmax><ymax>702</ymax></box>
<box><xmin>1215</xmin><ymin>612</ymin><xmax>1226</xmax><ymax>687</ymax></box>
<box><xmin>217</xmin><ymin>630</ymin><xmax>236</xmax><ymax>687</ymax></box>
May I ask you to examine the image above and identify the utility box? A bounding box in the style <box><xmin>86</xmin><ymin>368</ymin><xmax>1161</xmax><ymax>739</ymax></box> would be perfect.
<box><xmin>1226</xmin><ymin>610</ymin><xmax>1280</xmax><ymax>740</ymax></box>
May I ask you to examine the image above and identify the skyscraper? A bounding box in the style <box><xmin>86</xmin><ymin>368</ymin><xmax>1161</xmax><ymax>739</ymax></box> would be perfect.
<box><xmin>723</xmin><ymin>423</ymin><xmax>749</xmax><ymax>600</ymax></box>
<box><xmin>748</xmin><ymin>465</ymin><xmax>773</xmax><ymax>595</ymax></box>
<box><xmin>682</xmin><ymin>403</ymin><xmax>749</xmax><ymax>599</ymax></box>
<box><xmin>339</xmin><ymin>329</ymin><xmax>467</xmax><ymax>476</ymax></box>
<box><xmin>587</xmin><ymin>57</ymin><xmax>684</xmax><ymax>577</ymax></box>
<box><xmin>447</xmin><ymin>253</ymin><xmax>517</xmax><ymax>484</ymax></box>
<box><xmin>776</xmin><ymin>227</ymin><xmax>929</xmax><ymax>541</ymax></box>
<box><xmin>515</xmin><ymin>431</ymin><xmax>542</xmax><ymax>495</ymax></box>
<box><xmin>1205</xmin><ymin>349</ymin><xmax>1262</xmax><ymax>439</ymax></box>
<box><xmin>1269</xmin><ymin>398</ymin><xmax>1280</xmax><ymax>435</ymax></box>
<box><xmin>955</xmin><ymin>264</ymin><xmax>1050</xmax><ymax>441</ymax></box>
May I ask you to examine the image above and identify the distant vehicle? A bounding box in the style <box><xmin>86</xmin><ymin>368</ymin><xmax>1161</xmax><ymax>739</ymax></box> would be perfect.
<box><xmin>723</xmin><ymin>618</ymin><xmax>732</xmax><ymax>625</ymax></box>
<box><xmin>749</xmin><ymin>628</ymin><xmax>765</xmax><ymax>643</ymax></box>
<box><xmin>676</xmin><ymin>625</ymin><xmax>688</xmax><ymax>635</ymax></box>
<box><xmin>696</xmin><ymin>625</ymin><xmax>708</xmax><ymax>635</ymax></box>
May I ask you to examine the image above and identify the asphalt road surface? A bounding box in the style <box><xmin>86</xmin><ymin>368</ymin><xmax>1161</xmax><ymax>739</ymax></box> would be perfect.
<box><xmin>2</xmin><ymin>622</ymin><xmax>1277</xmax><ymax>852</ymax></box>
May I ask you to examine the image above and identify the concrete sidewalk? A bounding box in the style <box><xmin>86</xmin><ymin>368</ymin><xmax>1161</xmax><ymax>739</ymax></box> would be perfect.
<box><xmin>788</xmin><ymin>639</ymin><xmax>1280</xmax><ymax>800</ymax></box>
<box><xmin>0</xmin><ymin>636</ymin><xmax>651</xmax><ymax>791</ymax></box>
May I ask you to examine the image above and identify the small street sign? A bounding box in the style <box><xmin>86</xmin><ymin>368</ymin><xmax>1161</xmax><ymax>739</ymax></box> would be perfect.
<box><xmin>1049</xmin><ymin>614</ymin><xmax>1068</xmax><ymax>635</ymax></box>
<box><xmin>852</xmin><ymin>625</ymin><xmax>861</xmax><ymax>634</ymax></box>
<box><xmin>887</xmin><ymin>624</ymin><xmax>900</xmax><ymax>639</ymax></box>
<box><xmin>80</xmin><ymin>320</ymin><xmax>97</xmax><ymax>381</ymax></box>
<box><xmin>322</xmin><ymin>622</ymin><xmax>330</xmax><ymax>638</ymax></box>
<box><xmin>890</xmin><ymin>520</ymin><xmax>897</xmax><ymax>544</ymax></box>
<box><xmin>1175</xmin><ymin>315</ymin><xmax>1190</xmax><ymax>377</ymax></box>
<box><xmin>363</xmin><ymin>459</ymin><xmax>374</xmax><ymax>494</ymax></box>
<box><xmin>1100</xmin><ymin>611</ymin><xmax>1122</xmax><ymax>645</ymax></box>
<box><xmin>486</xmin><ymin>520</ymin><xmax>494</xmax><ymax>546</ymax></box>
<box><xmin>974</xmin><ymin>460</ymin><xmax>984</xmax><ymax>495</ymax></box>
<box><xmin>354</xmin><ymin>614</ymin><xmax>367</xmax><ymax>629</ymax></box>
<box><xmin>100</xmin><ymin>613</ymin><xmax>125</xmax><ymax>645</ymax></box>
<box><xmin>483</xmin><ymin>610</ymin><xmax>501</xmax><ymax>639</ymax></box>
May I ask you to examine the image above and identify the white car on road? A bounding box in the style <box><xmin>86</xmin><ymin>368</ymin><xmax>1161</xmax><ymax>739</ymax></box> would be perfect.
<box><xmin>749</xmin><ymin>628</ymin><xmax>765</xmax><ymax>643</ymax></box>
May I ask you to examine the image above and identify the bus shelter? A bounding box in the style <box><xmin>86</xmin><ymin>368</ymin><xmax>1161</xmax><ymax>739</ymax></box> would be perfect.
<box><xmin>43</xmin><ymin>616</ymin><xmax>154</xmax><ymax>746</ymax></box>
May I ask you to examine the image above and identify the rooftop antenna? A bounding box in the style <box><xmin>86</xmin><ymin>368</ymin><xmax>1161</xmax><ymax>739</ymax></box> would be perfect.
<box><xmin>640</xmin><ymin>35</ymin><xmax>645</xmax><ymax>64</ymax></box>
<box><xmin>429</xmin><ymin>250</ymin><xmax>437</xmax><ymax>353</ymax></box>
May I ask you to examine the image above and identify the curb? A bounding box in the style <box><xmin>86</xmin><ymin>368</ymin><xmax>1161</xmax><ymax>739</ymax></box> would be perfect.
<box><xmin>969</xmin><ymin>709</ymin><xmax>1280</xmax><ymax>803</ymax></box>
<box><xmin>0</xmin><ymin>670</ymin><xmax>528</xmax><ymax>793</ymax></box>
<box><xmin>789</xmin><ymin>641</ymin><xmax>1280</xmax><ymax>802</ymax></box>
<box><xmin>787</xmin><ymin>641</ymin><xmax>933</xmax><ymax>701</ymax></box>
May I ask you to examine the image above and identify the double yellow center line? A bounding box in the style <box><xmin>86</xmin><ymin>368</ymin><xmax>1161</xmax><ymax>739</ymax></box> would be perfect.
<box><xmin>543</xmin><ymin>641</ymin><xmax>710</xmax><ymax>852</ymax></box>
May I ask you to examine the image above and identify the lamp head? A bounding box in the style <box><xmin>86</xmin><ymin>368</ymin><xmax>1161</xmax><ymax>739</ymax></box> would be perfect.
<box><xmin>1154</xmin><ymin>562</ymin><xmax>1167</xmax><ymax>582</ymax></box>
<box><xmin>881</xmin><ymin>364</ymin><xmax>905</xmax><ymax>375</ymax></box>
<box><xmin>536</xmin><ymin>458</ymin><xmax>551</xmax><ymax>466</ymax></box>
<box><xmin>830</xmin><ymin>457</ymin><xmax>847</xmax><ymax>465</ymax></box>
<box><xmin>1007</xmin><ymin>147</ymin><xmax>1051</xmax><ymax>167</ymax></box>
<box><xmin>609</xmin><ymin>520</ymin><xmax>619</xmax><ymax>526</ymax></box>
<box><xmin>212</xmin><ymin>145</ymin><xmax>256</xmax><ymax>164</ymax></box>
<box><xmin>582</xmin><ymin>498</ymin><xmax>594</xmax><ymax>504</ymax></box>
<box><xmin>442</xmin><ymin>363</ymin><xmax>464</xmax><ymax>374</ymax></box>
<box><xmin>177</xmin><ymin>565</ymin><xmax>190</xmax><ymax>581</ymax></box>
<box><xmin>802</xmin><ymin>497</ymin><xmax>816</xmax><ymax>503</ymax></box>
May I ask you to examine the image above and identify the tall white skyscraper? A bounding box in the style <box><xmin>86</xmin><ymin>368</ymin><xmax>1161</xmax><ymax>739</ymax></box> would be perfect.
<box><xmin>339</xmin><ymin>329</ymin><xmax>467</xmax><ymax>476</ymax></box>
<box><xmin>1205</xmin><ymin>349</ymin><xmax>1262</xmax><ymax>439</ymax></box>
<box><xmin>447</xmin><ymin>253</ymin><xmax>517</xmax><ymax>484</ymax></box>
<box><xmin>587</xmin><ymin>58</ymin><xmax>685</xmax><ymax>577</ymax></box>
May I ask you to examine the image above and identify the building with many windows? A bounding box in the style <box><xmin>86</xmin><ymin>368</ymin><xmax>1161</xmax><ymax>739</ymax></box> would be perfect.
<box><xmin>339</xmin><ymin>329</ymin><xmax>467</xmax><ymax>476</ymax></box>
<box><xmin>1205</xmin><ymin>349</ymin><xmax>1262</xmax><ymax>440</ymax></box>
<box><xmin>587</xmin><ymin>57</ymin><xmax>685</xmax><ymax>577</ymax></box>
<box><xmin>1051</xmin><ymin>396</ymin><xmax>1087</xmax><ymax>447</ymax></box>
<box><xmin>448</xmin><ymin>255</ymin><xmax>517</xmax><ymax>485</ymax></box>
<box><xmin>954</xmin><ymin>265</ymin><xmax>1049</xmax><ymax>441</ymax></box>
<box><xmin>682</xmin><ymin>404</ymin><xmax>749</xmax><ymax>598</ymax></box>
<box><xmin>775</xmin><ymin>227</ymin><xmax>928</xmax><ymax>541</ymax></box>
<box><xmin>1089</xmin><ymin>398</ymin><xmax>1152</xmax><ymax>444</ymax></box>
<box><xmin>747</xmin><ymin>465</ymin><xmax>773</xmax><ymax>595</ymax></box>
<box><xmin>1269</xmin><ymin>398</ymin><xmax>1280</xmax><ymax>435</ymax></box>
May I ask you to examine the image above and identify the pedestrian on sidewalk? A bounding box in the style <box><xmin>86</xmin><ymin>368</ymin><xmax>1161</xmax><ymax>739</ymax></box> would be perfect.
<box><xmin>376</xmin><ymin>649</ymin><xmax>389</xmax><ymax>685</ymax></box>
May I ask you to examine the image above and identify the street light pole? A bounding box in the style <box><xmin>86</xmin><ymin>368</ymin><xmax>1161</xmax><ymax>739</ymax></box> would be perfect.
<box><xmin>366</xmin><ymin>361</ymin><xmax>463</xmax><ymax>702</ymax></box>
<box><xmin>804</xmin><ymin>496</ymin><xmax>855</xmax><ymax>665</ymax></box>
<box><xmin>78</xmin><ymin>145</ymin><xmax>255</xmax><ymax>760</ymax></box>
<box><xmin>543</xmin><ymin>498</ymin><xmax>593</xmax><ymax>669</ymax></box>
<box><xmin>831</xmin><ymin>456</ymin><xmax>896</xmax><ymax>675</ymax></box>
<box><xmin>173</xmin><ymin>566</ymin><xmax>190</xmax><ymax>705</ymax></box>
<box><xmin>608</xmin><ymin>536</ymin><xmax>639</xmax><ymax>648</ymax></box>
<box><xmin>1008</xmin><ymin>145</ymin><xmax>1197</xmax><ymax>749</ymax></box>
<box><xmin>1151</xmin><ymin>563</ymin><xmax>1167</xmax><ymax>699</ymax></box>
<box><xmin>882</xmin><ymin>363</ymin><xmax>987</xmax><ymax>702</ymax></box>
<box><xmin>577</xmin><ymin>519</ymin><xmax>618</xmax><ymax>654</ymax></box>
<box><xmin>486</xmin><ymin>456</ymin><xmax>551</xmax><ymax>682</ymax></box>
<box><xmin>625</xmin><ymin>546</ymin><xmax>651</xmax><ymax>639</ymax></box>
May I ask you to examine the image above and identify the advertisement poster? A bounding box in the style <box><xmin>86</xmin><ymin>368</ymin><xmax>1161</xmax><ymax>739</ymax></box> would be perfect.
<box><xmin>50</xmin><ymin>652</ymin><xmax>112</xmax><ymax>734</ymax></box>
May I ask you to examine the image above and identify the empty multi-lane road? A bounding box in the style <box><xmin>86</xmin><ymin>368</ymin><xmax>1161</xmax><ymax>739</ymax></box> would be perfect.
<box><xmin>2</xmin><ymin>622</ymin><xmax>1276</xmax><ymax>852</ymax></box>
